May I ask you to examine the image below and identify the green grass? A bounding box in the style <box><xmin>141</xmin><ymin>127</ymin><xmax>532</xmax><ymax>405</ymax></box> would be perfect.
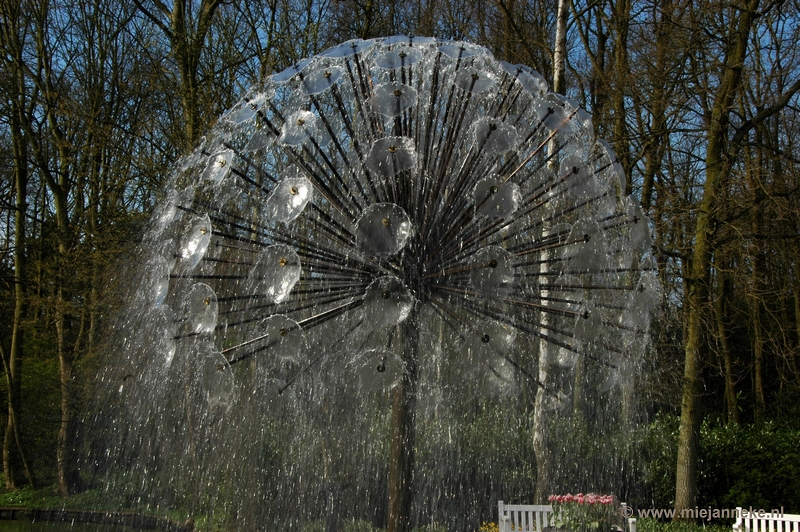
<box><xmin>0</xmin><ymin>484</ymin><xmax>66</xmax><ymax>508</ymax></box>
<box><xmin>636</xmin><ymin>517</ymin><xmax>732</xmax><ymax>532</ymax></box>
<box><xmin>0</xmin><ymin>483</ymin><xmax>197</xmax><ymax>529</ymax></box>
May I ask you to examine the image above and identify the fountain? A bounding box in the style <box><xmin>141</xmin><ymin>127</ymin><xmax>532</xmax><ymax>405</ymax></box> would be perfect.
<box><xmin>88</xmin><ymin>37</ymin><xmax>656</xmax><ymax>531</ymax></box>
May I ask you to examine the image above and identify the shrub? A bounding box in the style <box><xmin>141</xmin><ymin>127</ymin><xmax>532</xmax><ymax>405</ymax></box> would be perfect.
<box><xmin>640</xmin><ymin>416</ymin><xmax>800</xmax><ymax>514</ymax></box>
<box><xmin>698</xmin><ymin>421</ymin><xmax>800</xmax><ymax>511</ymax></box>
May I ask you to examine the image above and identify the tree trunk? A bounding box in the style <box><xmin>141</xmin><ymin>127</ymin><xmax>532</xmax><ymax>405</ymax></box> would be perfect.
<box><xmin>748</xmin><ymin>131</ymin><xmax>767</xmax><ymax>424</ymax></box>
<box><xmin>388</xmin><ymin>314</ymin><xmax>419</xmax><ymax>532</ymax></box>
<box><xmin>532</xmin><ymin>347</ymin><xmax>551</xmax><ymax>503</ymax></box>
<box><xmin>49</xmin><ymin>160</ymin><xmax>74</xmax><ymax>497</ymax></box>
<box><xmin>714</xmin><ymin>269</ymin><xmax>738</xmax><ymax>425</ymax></box>
<box><xmin>674</xmin><ymin>288</ymin><xmax>703</xmax><ymax>518</ymax></box>
<box><xmin>533</xmin><ymin>239</ymin><xmax>551</xmax><ymax>503</ymax></box>
<box><xmin>793</xmin><ymin>280</ymin><xmax>800</xmax><ymax>386</ymax></box>
<box><xmin>674</xmin><ymin>0</ymin><xmax>760</xmax><ymax>518</ymax></box>
<box><xmin>640</xmin><ymin>0</ymin><xmax>672</xmax><ymax>212</ymax></box>
<box><xmin>134</xmin><ymin>0</ymin><xmax>222</xmax><ymax>150</ymax></box>
<box><xmin>55</xmin><ymin>296</ymin><xmax>74</xmax><ymax>496</ymax></box>
<box><xmin>611</xmin><ymin>0</ymin><xmax>632</xmax><ymax>195</ymax></box>
<box><xmin>552</xmin><ymin>0</ymin><xmax>568</xmax><ymax>94</ymax></box>
<box><xmin>572</xmin><ymin>355</ymin><xmax>584</xmax><ymax>423</ymax></box>
<box><xmin>4</xmin><ymin>125</ymin><xmax>28</xmax><ymax>490</ymax></box>
<box><xmin>1</xmin><ymin>11</ymin><xmax>36</xmax><ymax>484</ymax></box>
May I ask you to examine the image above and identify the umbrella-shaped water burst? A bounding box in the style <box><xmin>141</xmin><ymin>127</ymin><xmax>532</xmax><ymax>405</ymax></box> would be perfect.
<box><xmin>126</xmin><ymin>36</ymin><xmax>656</xmax><ymax>531</ymax></box>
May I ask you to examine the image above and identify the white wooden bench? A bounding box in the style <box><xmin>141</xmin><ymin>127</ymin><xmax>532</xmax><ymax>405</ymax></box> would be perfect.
<box><xmin>498</xmin><ymin>502</ymin><xmax>553</xmax><ymax>532</ymax></box>
<box><xmin>498</xmin><ymin>501</ymin><xmax>637</xmax><ymax>532</ymax></box>
<box><xmin>734</xmin><ymin>508</ymin><xmax>800</xmax><ymax>532</ymax></box>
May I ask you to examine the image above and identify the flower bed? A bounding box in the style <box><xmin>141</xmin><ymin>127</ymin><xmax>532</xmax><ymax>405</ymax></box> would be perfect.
<box><xmin>549</xmin><ymin>494</ymin><xmax>619</xmax><ymax>532</ymax></box>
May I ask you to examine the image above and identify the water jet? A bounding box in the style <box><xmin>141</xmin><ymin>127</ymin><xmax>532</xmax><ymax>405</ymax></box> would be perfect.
<box><xmin>90</xmin><ymin>36</ymin><xmax>656</xmax><ymax>531</ymax></box>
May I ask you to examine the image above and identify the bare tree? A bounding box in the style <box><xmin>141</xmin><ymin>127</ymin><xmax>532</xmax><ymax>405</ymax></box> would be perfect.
<box><xmin>674</xmin><ymin>0</ymin><xmax>800</xmax><ymax>516</ymax></box>
<box><xmin>132</xmin><ymin>0</ymin><xmax>224</xmax><ymax>150</ymax></box>
<box><xmin>0</xmin><ymin>0</ymin><xmax>36</xmax><ymax>489</ymax></box>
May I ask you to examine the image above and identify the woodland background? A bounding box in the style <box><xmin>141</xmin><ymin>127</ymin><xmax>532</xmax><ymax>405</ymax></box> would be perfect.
<box><xmin>1</xmin><ymin>0</ymin><xmax>799</xmax><ymax>519</ymax></box>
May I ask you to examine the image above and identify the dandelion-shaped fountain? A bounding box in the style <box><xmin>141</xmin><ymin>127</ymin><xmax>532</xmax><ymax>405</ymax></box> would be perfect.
<box><xmin>95</xmin><ymin>37</ymin><xmax>656</xmax><ymax>531</ymax></box>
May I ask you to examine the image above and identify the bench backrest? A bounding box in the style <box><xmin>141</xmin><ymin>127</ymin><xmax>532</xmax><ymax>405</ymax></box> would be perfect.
<box><xmin>498</xmin><ymin>502</ymin><xmax>554</xmax><ymax>532</ymax></box>
<box><xmin>734</xmin><ymin>509</ymin><xmax>800</xmax><ymax>532</ymax></box>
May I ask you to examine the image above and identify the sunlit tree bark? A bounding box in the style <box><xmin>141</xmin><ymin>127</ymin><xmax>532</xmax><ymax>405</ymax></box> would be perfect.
<box><xmin>675</xmin><ymin>0</ymin><xmax>800</xmax><ymax>516</ymax></box>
